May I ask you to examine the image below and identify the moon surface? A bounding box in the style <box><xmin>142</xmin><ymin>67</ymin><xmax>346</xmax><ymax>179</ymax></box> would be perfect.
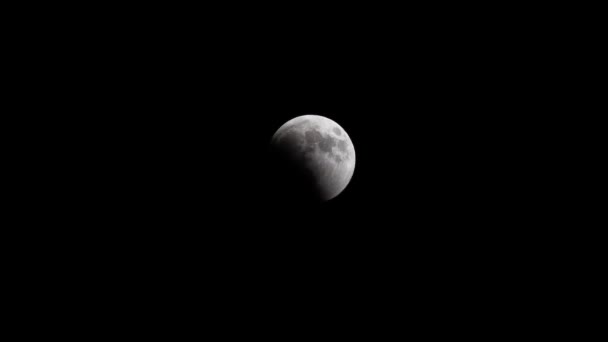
<box><xmin>270</xmin><ymin>115</ymin><xmax>355</xmax><ymax>202</ymax></box>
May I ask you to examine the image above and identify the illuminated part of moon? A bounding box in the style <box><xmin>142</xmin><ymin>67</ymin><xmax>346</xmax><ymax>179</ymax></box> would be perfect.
<box><xmin>270</xmin><ymin>115</ymin><xmax>356</xmax><ymax>202</ymax></box>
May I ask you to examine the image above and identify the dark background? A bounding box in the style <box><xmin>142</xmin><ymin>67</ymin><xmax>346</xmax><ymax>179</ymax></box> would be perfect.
<box><xmin>30</xmin><ymin>5</ymin><xmax>568</xmax><ymax>335</ymax></box>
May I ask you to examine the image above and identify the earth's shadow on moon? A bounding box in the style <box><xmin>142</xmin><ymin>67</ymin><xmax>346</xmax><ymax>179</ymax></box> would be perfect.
<box><xmin>260</xmin><ymin>141</ymin><xmax>352</xmax><ymax>247</ymax></box>
<box><xmin>265</xmin><ymin>142</ymin><xmax>326</xmax><ymax>209</ymax></box>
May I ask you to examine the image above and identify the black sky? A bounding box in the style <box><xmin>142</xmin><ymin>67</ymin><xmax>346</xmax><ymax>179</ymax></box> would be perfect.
<box><xmin>55</xmin><ymin>6</ymin><xmax>564</xmax><ymax>332</ymax></box>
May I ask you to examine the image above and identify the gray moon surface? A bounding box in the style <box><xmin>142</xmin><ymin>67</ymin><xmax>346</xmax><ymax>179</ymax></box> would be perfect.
<box><xmin>271</xmin><ymin>115</ymin><xmax>356</xmax><ymax>201</ymax></box>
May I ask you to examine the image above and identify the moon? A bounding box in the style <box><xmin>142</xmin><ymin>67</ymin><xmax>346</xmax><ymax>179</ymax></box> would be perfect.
<box><xmin>270</xmin><ymin>115</ymin><xmax>356</xmax><ymax>202</ymax></box>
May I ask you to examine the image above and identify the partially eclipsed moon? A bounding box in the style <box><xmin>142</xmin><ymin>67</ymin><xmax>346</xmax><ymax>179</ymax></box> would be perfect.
<box><xmin>270</xmin><ymin>115</ymin><xmax>356</xmax><ymax>202</ymax></box>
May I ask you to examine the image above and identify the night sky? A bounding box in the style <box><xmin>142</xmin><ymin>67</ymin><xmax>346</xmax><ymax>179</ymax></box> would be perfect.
<box><xmin>63</xmin><ymin>6</ymin><xmax>560</xmax><ymax>334</ymax></box>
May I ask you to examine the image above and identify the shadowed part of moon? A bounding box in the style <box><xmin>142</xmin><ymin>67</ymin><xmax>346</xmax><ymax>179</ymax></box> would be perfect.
<box><xmin>268</xmin><ymin>142</ymin><xmax>323</xmax><ymax>204</ymax></box>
